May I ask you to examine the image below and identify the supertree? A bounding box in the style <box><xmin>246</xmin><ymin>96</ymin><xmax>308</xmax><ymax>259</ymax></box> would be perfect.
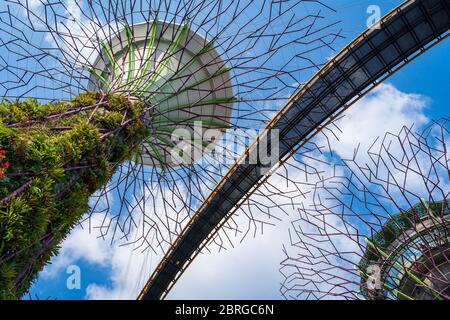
<box><xmin>0</xmin><ymin>0</ymin><xmax>340</xmax><ymax>299</ymax></box>
<box><xmin>280</xmin><ymin>118</ymin><xmax>450</xmax><ymax>300</ymax></box>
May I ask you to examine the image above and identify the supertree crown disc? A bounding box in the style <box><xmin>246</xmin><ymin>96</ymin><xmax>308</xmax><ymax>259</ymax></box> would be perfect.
<box><xmin>88</xmin><ymin>21</ymin><xmax>234</xmax><ymax>167</ymax></box>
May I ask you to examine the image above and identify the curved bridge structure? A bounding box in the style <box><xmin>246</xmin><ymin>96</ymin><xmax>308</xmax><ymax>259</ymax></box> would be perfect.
<box><xmin>138</xmin><ymin>0</ymin><xmax>450</xmax><ymax>300</ymax></box>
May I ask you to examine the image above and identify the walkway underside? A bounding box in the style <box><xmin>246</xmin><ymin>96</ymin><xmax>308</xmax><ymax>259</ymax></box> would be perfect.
<box><xmin>138</xmin><ymin>0</ymin><xmax>450</xmax><ymax>300</ymax></box>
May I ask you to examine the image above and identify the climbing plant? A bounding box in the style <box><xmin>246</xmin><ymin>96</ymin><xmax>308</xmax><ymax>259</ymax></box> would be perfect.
<box><xmin>0</xmin><ymin>93</ymin><xmax>148</xmax><ymax>299</ymax></box>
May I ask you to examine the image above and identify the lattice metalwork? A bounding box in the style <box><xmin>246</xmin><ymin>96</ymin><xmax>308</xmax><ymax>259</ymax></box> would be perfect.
<box><xmin>0</xmin><ymin>0</ymin><xmax>341</xmax><ymax>298</ymax></box>
<box><xmin>281</xmin><ymin>119</ymin><xmax>450</xmax><ymax>300</ymax></box>
<box><xmin>140</xmin><ymin>0</ymin><xmax>450</xmax><ymax>300</ymax></box>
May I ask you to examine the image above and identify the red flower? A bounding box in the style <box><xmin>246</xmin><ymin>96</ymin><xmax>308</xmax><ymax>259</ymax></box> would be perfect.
<box><xmin>0</xmin><ymin>169</ymin><xmax>4</xmax><ymax>179</ymax></box>
<box><xmin>2</xmin><ymin>162</ymin><xmax>10</xmax><ymax>168</ymax></box>
<box><xmin>0</xmin><ymin>150</ymin><xmax>6</xmax><ymax>155</ymax></box>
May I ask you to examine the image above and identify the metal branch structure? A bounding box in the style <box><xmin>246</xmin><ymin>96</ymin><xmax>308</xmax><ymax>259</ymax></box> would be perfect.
<box><xmin>139</xmin><ymin>0</ymin><xmax>450</xmax><ymax>300</ymax></box>
<box><xmin>0</xmin><ymin>0</ymin><xmax>341</xmax><ymax>299</ymax></box>
<box><xmin>1</xmin><ymin>0</ymin><xmax>448</xmax><ymax>301</ymax></box>
<box><xmin>280</xmin><ymin>119</ymin><xmax>450</xmax><ymax>300</ymax></box>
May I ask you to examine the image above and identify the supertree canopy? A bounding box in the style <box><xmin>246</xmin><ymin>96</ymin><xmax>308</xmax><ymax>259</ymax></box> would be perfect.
<box><xmin>0</xmin><ymin>0</ymin><xmax>340</xmax><ymax>299</ymax></box>
<box><xmin>0</xmin><ymin>93</ymin><xmax>148</xmax><ymax>298</ymax></box>
<box><xmin>280</xmin><ymin>119</ymin><xmax>450</xmax><ymax>300</ymax></box>
<box><xmin>359</xmin><ymin>199</ymin><xmax>449</xmax><ymax>300</ymax></box>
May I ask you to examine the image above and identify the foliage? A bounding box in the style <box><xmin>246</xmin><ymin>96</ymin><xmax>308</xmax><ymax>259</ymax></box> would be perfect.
<box><xmin>0</xmin><ymin>92</ymin><xmax>148</xmax><ymax>299</ymax></box>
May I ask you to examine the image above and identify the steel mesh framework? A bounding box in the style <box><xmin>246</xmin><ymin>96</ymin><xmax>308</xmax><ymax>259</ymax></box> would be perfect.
<box><xmin>139</xmin><ymin>0</ymin><xmax>450</xmax><ymax>299</ymax></box>
<box><xmin>2</xmin><ymin>0</ymin><xmax>448</xmax><ymax>301</ymax></box>
<box><xmin>280</xmin><ymin>119</ymin><xmax>450</xmax><ymax>300</ymax></box>
<box><xmin>0</xmin><ymin>0</ymin><xmax>341</xmax><ymax>298</ymax></box>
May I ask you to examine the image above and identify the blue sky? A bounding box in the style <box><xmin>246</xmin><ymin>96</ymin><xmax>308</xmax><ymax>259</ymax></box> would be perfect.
<box><xmin>25</xmin><ymin>0</ymin><xmax>450</xmax><ymax>300</ymax></box>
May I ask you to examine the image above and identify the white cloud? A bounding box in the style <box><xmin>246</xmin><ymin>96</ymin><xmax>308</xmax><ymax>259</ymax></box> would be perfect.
<box><xmin>316</xmin><ymin>82</ymin><xmax>447</xmax><ymax>205</ymax></box>
<box><xmin>40</xmin><ymin>226</ymin><xmax>110</xmax><ymax>279</ymax></box>
<box><xmin>85</xmin><ymin>243</ymin><xmax>156</xmax><ymax>300</ymax></box>
<box><xmin>317</xmin><ymin>83</ymin><xmax>429</xmax><ymax>159</ymax></box>
<box><xmin>167</xmin><ymin>225</ymin><xmax>289</xmax><ymax>300</ymax></box>
<box><xmin>27</xmin><ymin>0</ymin><xmax>43</xmax><ymax>10</ymax></box>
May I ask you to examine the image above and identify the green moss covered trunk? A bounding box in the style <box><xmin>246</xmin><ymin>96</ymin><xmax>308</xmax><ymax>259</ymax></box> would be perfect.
<box><xmin>0</xmin><ymin>93</ymin><xmax>148</xmax><ymax>299</ymax></box>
